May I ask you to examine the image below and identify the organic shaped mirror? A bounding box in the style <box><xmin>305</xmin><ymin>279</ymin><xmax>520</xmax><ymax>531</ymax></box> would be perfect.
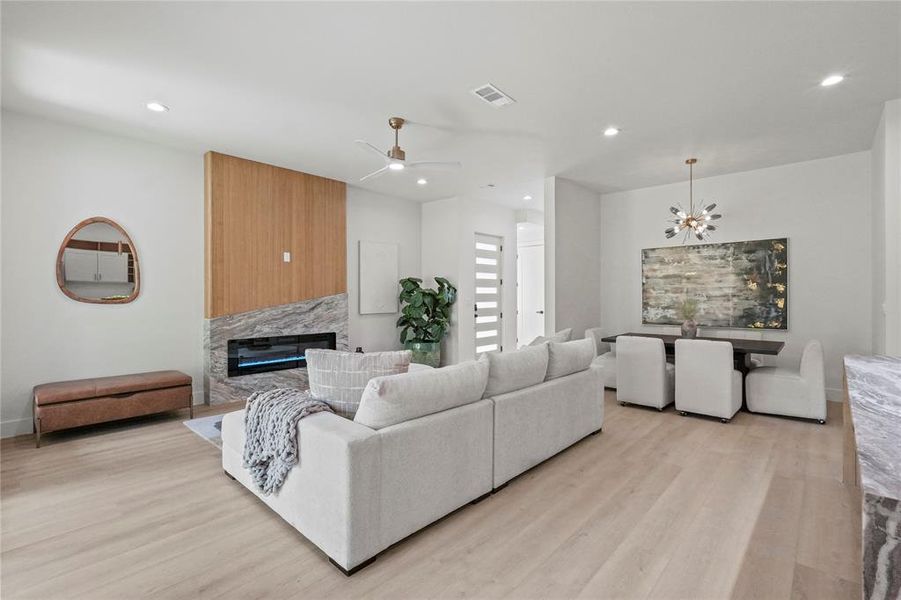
<box><xmin>56</xmin><ymin>217</ymin><xmax>140</xmax><ymax>304</ymax></box>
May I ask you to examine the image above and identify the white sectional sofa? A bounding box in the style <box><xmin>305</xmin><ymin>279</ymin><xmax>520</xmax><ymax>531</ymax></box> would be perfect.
<box><xmin>221</xmin><ymin>338</ymin><xmax>603</xmax><ymax>575</ymax></box>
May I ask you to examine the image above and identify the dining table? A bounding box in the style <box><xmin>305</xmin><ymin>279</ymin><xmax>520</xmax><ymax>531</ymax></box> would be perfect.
<box><xmin>600</xmin><ymin>332</ymin><xmax>785</xmax><ymax>407</ymax></box>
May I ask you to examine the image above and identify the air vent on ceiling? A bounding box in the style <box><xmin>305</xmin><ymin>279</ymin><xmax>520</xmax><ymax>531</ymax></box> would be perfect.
<box><xmin>470</xmin><ymin>83</ymin><xmax>515</xmax><ymax>108</ymax></box>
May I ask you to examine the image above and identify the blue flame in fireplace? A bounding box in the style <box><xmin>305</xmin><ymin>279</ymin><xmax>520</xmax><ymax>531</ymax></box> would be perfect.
<box><xmin>240</xmin><ymin>355</ymin><xmax>306</xmax><ymax>368</ymax></box>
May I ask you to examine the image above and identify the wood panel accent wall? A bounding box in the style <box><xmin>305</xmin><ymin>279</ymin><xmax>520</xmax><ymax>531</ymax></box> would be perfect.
<box><xmin>204</xmin><ymin>152</ymin><xmax>346</xmax><ymax>318</ymax></box>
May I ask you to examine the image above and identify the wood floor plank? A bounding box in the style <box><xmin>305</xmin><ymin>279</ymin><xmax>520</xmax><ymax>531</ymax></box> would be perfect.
<box><xmin>795</xmin><ymin>475</ymin><xmax>862</xmax><ymax>584</ymax></box>
<box><xmin>0</xmin><ymin>394</ymin><xmax>856</xmax><ymax>600</ymax></box>
<box><xmin>790</xmin><ymin>562</ymin><xmax>859</xmax><ymax>599</ymax></box>
<box><xmin>730</xmin><ymin>474</ymin><xmax>806</xmax><ymax>600</ymax></box>
<box><xmin>644</xmin><ymin>422</ymin><xmax>777</xmax><ymax>599</ymax></box>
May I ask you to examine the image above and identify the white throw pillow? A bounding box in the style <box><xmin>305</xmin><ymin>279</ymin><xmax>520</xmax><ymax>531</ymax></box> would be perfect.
<box><xmin>354</xmin><ymin>360</ymin><xmax>489</xmax><ymax>430</ymax></box>
<box><xmin>480</xmin><ymin>344</ymin><xmax>549</xmax><ymax>398</ymax></box>
<box><xmin>527</xmin><ymin>328</ymin><xmax>573</xmax><ymax>346</ymax></box>
<box><xmin>546</xmin><ymin>338</ymin><xmax>596</xmax><ymax>380</ymax></box>
<box><xmin>306</xmin><ymin>349</ymin><xmax>411</xmax><ymax>419</ymax></box>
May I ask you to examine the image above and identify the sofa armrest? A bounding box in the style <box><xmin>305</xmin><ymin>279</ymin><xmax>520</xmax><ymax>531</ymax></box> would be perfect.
<box><xmin>221</xmin><ymin>410</ymin><xmax>382</xmax><ymax>571</ymax></box>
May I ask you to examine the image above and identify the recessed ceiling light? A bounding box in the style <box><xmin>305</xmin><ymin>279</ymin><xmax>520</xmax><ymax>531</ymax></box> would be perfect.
<box><xmin>388</xmin><ymin>162</ymin><xmax>405</xmax><ymax>171</ymax></box>
<box><xmin>417</xmin><ymin>178</ymin><xmax>427</xmax><ymax>185</ymax></box>
<box><xmin>146</xmin><ymin>101</ymin><xmax>169</xmax><ymax>112</ymax></box>
<box><xmin>523</xmin><ymin>195</ymin><xmax>533</xmax><ymax>201</ymax></box>
<box><xmin>820</xmin><ymin>74</ymin><xmax>844</xmax><ymax>87</ymax></box>
<box><xmin>603</xmin><ymin>127</ymin><xmax>620</xmax><ymax>137</ymax></box>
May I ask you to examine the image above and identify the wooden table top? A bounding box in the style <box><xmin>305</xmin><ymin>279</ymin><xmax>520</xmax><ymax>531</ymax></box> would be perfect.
<box><xmin>600</xmin><ymin>332</ymin><xmax>785</xmax><ymax>355</ymax></box>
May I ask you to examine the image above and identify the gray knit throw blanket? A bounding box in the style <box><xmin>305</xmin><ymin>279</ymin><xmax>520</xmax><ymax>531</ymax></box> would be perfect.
<box><xmin>242</xmin><ymin>388</ymin><xmax>333</xmax><ymax>495</ymax></box>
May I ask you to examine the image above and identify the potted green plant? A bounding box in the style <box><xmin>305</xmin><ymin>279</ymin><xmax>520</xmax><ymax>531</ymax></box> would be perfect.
<box><xmin>397</xmin><ymin>276</ymin><xmax>457</xmax><ymax>367</ymax></box>
<box><xmin>678</xmin><ymin>298</ymin><xmax>700</xmax><ymax>338</ymax></box>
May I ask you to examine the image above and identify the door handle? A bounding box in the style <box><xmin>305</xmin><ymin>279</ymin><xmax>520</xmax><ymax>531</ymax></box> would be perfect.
<box><xmin>536</xmin><ymin>310</ymin><xmax>544</xmax><ymax>314</ymax></box>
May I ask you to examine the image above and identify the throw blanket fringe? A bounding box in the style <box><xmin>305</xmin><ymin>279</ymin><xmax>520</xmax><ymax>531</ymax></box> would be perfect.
<box><xmin>242</xmin><ymin>388</ymin><xmax>333</xmax><ymax>495</ymax></box>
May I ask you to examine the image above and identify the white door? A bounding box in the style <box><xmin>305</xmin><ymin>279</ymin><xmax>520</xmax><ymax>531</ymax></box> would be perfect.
<box><xmin>97</xmin><ymin>252</ymin><xmax>129</xmax><ymax>282</ymax></box>
<box><xmin>474</xmin><ymin>233</ymin><xmax>503</xmax><ymax>354</ymax></box>
<box><xmin>517</xmin><ymin>244</ymin><xmax>545</xmax><ymax>346</ymax></box>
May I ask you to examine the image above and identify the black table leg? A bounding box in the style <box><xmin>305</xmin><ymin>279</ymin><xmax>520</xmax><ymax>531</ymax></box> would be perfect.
<box><xmin>734</xmin><ymin>351</ymin><xmax>751</xmax><ymax>410</ymax></box>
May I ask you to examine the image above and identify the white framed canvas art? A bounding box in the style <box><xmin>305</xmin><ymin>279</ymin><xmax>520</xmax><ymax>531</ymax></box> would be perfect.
<box><xmin>359</xmin><ymin>241</ymin><xmax>399</xmax><ymax>314</ymax></box>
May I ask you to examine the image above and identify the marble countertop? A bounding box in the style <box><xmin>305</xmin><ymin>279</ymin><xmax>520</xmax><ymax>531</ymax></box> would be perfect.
<box><xmin>844</xmin><ymin>355</ymin><xmax>901</xmax><ymax>501</ymax></box>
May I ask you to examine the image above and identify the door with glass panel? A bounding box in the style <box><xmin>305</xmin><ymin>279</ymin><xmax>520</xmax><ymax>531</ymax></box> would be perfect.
<box><xmin>474</xmin><ymin>233</ymin><xmax>503</xmax><ymax>355</ymax></box>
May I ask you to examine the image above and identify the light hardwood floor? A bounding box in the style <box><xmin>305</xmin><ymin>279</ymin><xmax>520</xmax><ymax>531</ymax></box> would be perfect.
<box><xmin>1</xmin><ymin>392</ymin><xmax>860</xmax><ymax>599</ymax></box>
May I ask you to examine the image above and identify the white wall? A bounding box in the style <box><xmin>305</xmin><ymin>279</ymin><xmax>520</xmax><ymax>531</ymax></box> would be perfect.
<box><xmin>547</xmin><ymin>177</ymin><xmax>602</xmax><ymax>340</ymax></box>
<box><xmin>421</xmin><ymin>196</ymin><xmax>518</xmax><ymax>364</ymax></box>
<box><xmin>1</xmin><ymin>111</ymin><xmax>204</xmax><ymax>437</ymax></box>
<box><xmin>346</xmin><ymin>186</ymin><xmax>421</xmax><ymax>353</ymax></box>
<box><xmin>600</xmin><ymin>152</ymin><xmax>872</xmax><ymax>398</ymax></box>
<box><xmin>871</xmin><ymin>99</ymin><xmax>901</xmax><ymax>356</ymax></box>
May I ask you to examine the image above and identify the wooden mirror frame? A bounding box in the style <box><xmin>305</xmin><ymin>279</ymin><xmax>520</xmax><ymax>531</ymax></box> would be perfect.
<box><xmin>56</xmin><ymin>216</ymin><xmax>141</xmax><ymax>304</ymax></box>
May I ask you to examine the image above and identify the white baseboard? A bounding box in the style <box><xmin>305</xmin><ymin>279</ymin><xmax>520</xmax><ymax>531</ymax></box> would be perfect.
<box><xmin>1</xmin><ymin>418</ymin><xmax>33</xmax><ymax>439</ymax></box>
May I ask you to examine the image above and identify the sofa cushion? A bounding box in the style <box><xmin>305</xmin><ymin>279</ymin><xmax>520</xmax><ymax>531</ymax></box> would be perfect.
<box><xmin>546</xmin><ymin>338</ymin><xmax>596</xmax><ymax>380</ymax></box>
<box><xmin>480</xmin><ymin>344</ymin><xmax>549</xmax><ymax>398</ymax></box>
<box><xmin>354</xmin><ymin>360</ymin><xmax>489</xmax><ymax>430</ymax></box>
<box><xmin>306</xmin><ymin>349</ymin><xmax>411</xmax><ymax>419</ymax></box>
<box><xmin>527</xmin><ymin>328</ymin><xmax>573</xmax><ymax>346</ymax></box>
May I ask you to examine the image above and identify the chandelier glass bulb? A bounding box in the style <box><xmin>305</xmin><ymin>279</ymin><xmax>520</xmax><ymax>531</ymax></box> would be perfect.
<box><xmin>664</xmin><ymin>158</ymin><xmax>722</xmax><ymax>242</ymax></box>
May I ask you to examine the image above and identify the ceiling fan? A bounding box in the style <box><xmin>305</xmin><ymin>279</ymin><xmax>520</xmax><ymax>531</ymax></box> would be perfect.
<box><xmin>355</xmin><ymin>117</ymin><xmax>462</xmax><ymax>182</ymax></box>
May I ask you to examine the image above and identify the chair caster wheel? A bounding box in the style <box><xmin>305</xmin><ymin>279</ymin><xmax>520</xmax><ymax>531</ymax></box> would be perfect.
<box><xmin>679</xmin><ymin>411</ymin><xmax>687</xmax><ymax>417</ymax></box>
<box><xmin>721</xmin><ymin>418</ymin><xmax>730</xmax><ymax>424</ymax></box>
<box><xmin>657</xmin><ymin>407</ymin><xmax>664</xmax><ymax>412</ymax></box>
<box><xmin>818</xmin><ymin>419</ymin><xmax>826</xmax><ymax>425</ymax></box>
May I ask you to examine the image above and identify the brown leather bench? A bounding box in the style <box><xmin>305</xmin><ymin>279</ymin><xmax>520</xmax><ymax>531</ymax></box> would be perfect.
<box><xmin>33</xmin><ymin>370</ymin><xmax>193</xmax><ymax>447</ymax></box>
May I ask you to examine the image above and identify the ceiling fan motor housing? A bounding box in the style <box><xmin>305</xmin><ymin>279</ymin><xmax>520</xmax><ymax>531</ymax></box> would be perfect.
<box><xmin>388</xmin><ymin>117</ymin><xmax>406</xmax><ymax>160</ymax></box>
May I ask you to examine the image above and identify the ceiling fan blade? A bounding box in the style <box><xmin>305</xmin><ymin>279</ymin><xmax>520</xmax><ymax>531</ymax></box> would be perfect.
<box><xmin>359</xmin><ymin>166</ymin><xmax>389</xmax><ymax>182</ymax></box>
<box><xmin>355</xmin><ymin>140</ymin><xmax>389</xmax><ymax>161</ymax></box>
<box><xmin>406</xmin><ymin>160</ymin><xmax>462</xmax><ymax>171</ymax></box>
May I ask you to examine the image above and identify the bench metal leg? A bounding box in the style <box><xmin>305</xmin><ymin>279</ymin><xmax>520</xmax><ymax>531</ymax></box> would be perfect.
<box><xmin>34</xmin><ymin>417</ymin><xmax>41</xmax><ymax>449</ymax></box>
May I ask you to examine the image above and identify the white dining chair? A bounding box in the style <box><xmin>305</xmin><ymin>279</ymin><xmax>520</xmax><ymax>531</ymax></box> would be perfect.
<box><xmin>745</xmin><ymin>340</ymin><xmax>826</xmax><ymax>423</ymax></box>
<box><xmin>586</xmin><ymin>327</ymin><xmax>616</xmax><ymax>389</ymax></box>
<box><xmin>616</xmin><ymin>336</ymin><xmax>674</xmax><ymax>410</ymax></box>
<box><xmin>675</xmin><ymin>339</ymin><xmax>742</xmax><ymax>423</ymax></box>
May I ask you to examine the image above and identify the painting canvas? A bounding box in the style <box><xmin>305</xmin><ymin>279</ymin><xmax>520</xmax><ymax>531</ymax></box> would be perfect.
<box><xmin>642</xmin><ymin>238</ymin><xmax>788</xmax><ymax>329</ymax></box>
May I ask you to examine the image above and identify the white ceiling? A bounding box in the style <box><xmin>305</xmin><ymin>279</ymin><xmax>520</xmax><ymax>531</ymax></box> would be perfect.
<box><xmin>2</xmin><ymin>2</ymin><xmax>899</xmax><ymax>202</ymax></box>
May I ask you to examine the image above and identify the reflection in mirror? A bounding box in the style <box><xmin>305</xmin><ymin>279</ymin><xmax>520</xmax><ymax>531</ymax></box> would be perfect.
<box><xmin>56</xmin><ymin>217</ymin><xmax>140</xmax><ymax>304</ymax></box>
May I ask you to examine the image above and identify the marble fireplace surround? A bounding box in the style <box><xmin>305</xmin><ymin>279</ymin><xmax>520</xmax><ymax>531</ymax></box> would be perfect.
<box><xmin>204</xmin><ymin>293</ymin><xmax>349</xmax><ymax>404</ymax></box>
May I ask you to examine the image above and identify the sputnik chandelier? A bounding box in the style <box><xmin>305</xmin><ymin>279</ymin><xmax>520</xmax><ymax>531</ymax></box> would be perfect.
<box><xmin>665</xmin><ymin>158</ymin><xmax>722</xmax><ymax>242</ymax></box>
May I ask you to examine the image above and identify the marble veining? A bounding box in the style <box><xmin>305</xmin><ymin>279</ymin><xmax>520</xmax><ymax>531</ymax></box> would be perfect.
<box><xmin>844</xmin><ymin>354</ymin><xmax>901</xmax><ymax>600</ymax></box>
<box><xmin>845</xmin><ymin>355</ymin><xmax>901</xmax><ymax>501</ymax></box>
<box><xmin>204</xmin><ymin>293</ymin><xmax>348</xmax><ymax>405</ymax></box>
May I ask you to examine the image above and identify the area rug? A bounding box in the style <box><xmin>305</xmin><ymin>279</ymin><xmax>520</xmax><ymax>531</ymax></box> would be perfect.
<box><xmin>183</xmin><ymin>414</ymin><xmax>224</xmax><ymax>449</ymax></box>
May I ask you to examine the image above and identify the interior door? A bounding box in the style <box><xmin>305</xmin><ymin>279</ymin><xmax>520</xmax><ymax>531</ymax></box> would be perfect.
<box><xmin>474</xmin><ymin>233</ymin><xmax>503</xmax><ymax>355</ymax></box>
<box><xmin>517</xmin><ymin>244</ymin><xmax>545</xmax><ymax>346</ymax></box>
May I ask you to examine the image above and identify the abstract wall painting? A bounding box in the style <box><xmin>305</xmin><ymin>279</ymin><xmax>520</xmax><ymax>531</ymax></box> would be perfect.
<box><xmin>641</xmin><ymin>238</ymin><xmax>788</xmax><ymax>329</ymax></box>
